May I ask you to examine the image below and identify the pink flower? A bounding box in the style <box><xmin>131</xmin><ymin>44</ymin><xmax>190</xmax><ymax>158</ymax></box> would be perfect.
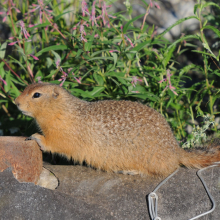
<box><xmin>118</xmin><ymin>26</ymin><xmax>134</xmax><ymax>47</ymax></box>
<box><xmin>150</xmin><ymin>0</ymin><xmax>160</xmax><ymax>9</ymax></box>
<box><xmin>97</xmin><ymin>2</ymin><xmax>116</xmax><ymax>28</ymax></box>
<box><xmin>18</xmin><ymin>21</ymin><xmax>30</xmax><ymax>39</ymax></box>
<box><xmin>68</xmin><ymin>69</ymin><xmax>81</xmax><ymax>84</ymax></box>
<box><xmin>3</xmin><ymin>0</ymin><xmax>16</xmax><ymax>7</ymax></box>
<box><xmin>154</xmin><ymin>2</ymin><xmax>160</xmax><ymax>9</ymax></box>
<box><xmin>30</xmin><ymin>0</ymin><xmax>52</xmax><ymax>15</ymax></box>
<box><xmin>56</xmin><ymin>60</ymin><xmax>68</xmax><ymax>86</ymax></box>
<box><xmin>74</xmin><ymin>77</ymin><xmax>82</xmax><ymax>84</ymax></box>
<box><xmin>0</xmin><ymin>76</ymin><xmax>7</xmax><ymax>85</ymax></box>
<box><xmin>109</xmin><ymin>50</ymin><xmax>119</xmax><ymax>53</ymax></box>
<box><xmin>151</xmin><ymin>26</ymin><xmax>158</xmax><ymax>39</ymax></box>
<box><xmin>56</xmin><ymin>60</ymin><xmax>60</xmax><ymax>68</ymax></box>
<box><xmin>8</xmin><ymin>41</ymin><xmax>18</xmax><ymax>46</ymax></box>
<box><xmin>124</xmin><ymin>34</ymin><xmax>134</xmax><ymax>47</ymax></box>
<box><xmin>158</xmin><ymin>69</ymin><xmax>178</xmax><ymax>95</ymax></box>
<box><xmin>50</xmin><ymin>23</ymin><xmax>58</xmax><ymax>33</ymax></box>
<box><xmin>56</xmin><ymin>60</ymin><xmax>67</xmax><ymax>75</ymax></box>
<box><xmin>0</xmin><ymin>11</ymin><xmax>8</xmax><ymax>22</ymax></box>
<box><xmin>79</xmin><ymin>23</ymin><xmax>87</xmax><ymax>42</ymax></box>
<box><xmin>36</xmin><ymin>76</ymin><xmax>42</xmax><ymax>83</ymax></box>
<box><xmin>68</xmin><ymin>68</ymin><xmax>73</xmax><ymax>73</ymax></box>
<box><xmin>73</xmin><ymin>21</ymin><xmax>88</xmax><ymax>42</ymax></box>
<box><xmin>58</xmin><ymin>75</ymin><xmax>66</xmax><ymax>86</ymax></box>
<box><xmin>27</xmin><ymin>0</ymin><xmax>53</xmax><ymax>24</ymax></box>
<box><xmin>89</xmin><ymin>1</ymin><xmax>99</xmax><ymax>26</ymax></box>
<box><xmin>27</xmin><ymin>64</ymin><xmax>34</xmax><ymax>78</ymax></box>
<box><xmin>131</xmin><ymin>76</ymin><xmax>142</xmax><ymax>87</ymax></box>
<box><xmin>29</xmin><ymin>54</ymin><xmax>39</xmax><ymax>60</ymax></box>
<box><xmin>8</xmin><ymin>37</ymin><xmax>31</xmax><ymax>46</ymax></box>
<box><xmin>0</xmin><ymin>0</ymin><xmax>20</xmax><ymax>23</ymax></box>
<box><xmin>81</xmin><ymin>0</ymin><xmax>90</xmax><ymax>17</ymax></box>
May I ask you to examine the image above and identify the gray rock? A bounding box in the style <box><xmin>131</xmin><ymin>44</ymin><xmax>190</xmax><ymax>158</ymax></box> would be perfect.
<box><xmin>1</xmin><ymin>165</ymin><xmax>220</xmax><ymax>220</ymax></box>
<box><xmin>112</xmin><ymin>0</ymin><xmax>199</xmax><ymax>41</ymax></box>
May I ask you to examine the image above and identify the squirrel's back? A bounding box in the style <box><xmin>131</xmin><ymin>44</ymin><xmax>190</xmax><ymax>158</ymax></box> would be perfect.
<box><xmin>78</xmin><ymin>100</ymin><xmax>181</xmax><ymax>176</ymax></box>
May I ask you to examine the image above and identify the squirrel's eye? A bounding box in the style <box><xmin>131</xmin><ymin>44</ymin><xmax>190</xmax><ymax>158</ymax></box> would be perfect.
<box><xmin>33</xmin><ymin>92</ymin><xmax>41</xmax><ymax>98</ymax></box>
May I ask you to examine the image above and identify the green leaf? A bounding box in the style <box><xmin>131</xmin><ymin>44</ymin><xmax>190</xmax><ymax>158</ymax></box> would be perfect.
<box><xmin>179</xmin><ymin>64</ymin><xmax>197</xmax><ymax>76</ymax></box>
<box><xmin>75</xmin><ymin>49</ymin><xmax>83</xmax><ymax>58</ymax></box>
<box><xmin>111</xmin><ymin>52</ymin><xmax>118</xmax><ymax>67</ymax></box>
<box><xmin>46</xmin><ymin>57</ymin><xmax>53</xmax><ymax>68</ymax></box>
<box><xmin>212</xmin><ymin>71</ymin><xmax>220</xmax><ymax>77</ymax></box>
<box><xmin>166</xmin><ymin>35</ymin><xmax>200</xmax><ymax>51</ymax></box>
<box><xmin>131</xmin><ymin>84</ymin><xmax>147</xmax><ymax>93</ymax></box>
<box><xmin>194</xmin><ymin>4</ymin><xmax>200</xmax><ymax>15</ymax></box>
<box><xmin>54</xmin><ymin>10</ymin><xmax>74</xmax><ymax>21</ymax></box>
<box><xmin>94</xmin><ymin>73</ymin><xmax>104</xmax><ymax>86</ymax></box>
<box><xmin>51</xmin><ymin>50</ymin><xmax>61</xmax><ymax>63</ymax></box>
<box><xmin>106</xmin><ymin>72</ymin><xmax>127</xmax><ymax>85</ymax></box>
<box><xmin>201</xmin><ymin>2</ymin><xmax>220</xmax><ymax>11</ymax></box>
<box><xmin>170</xmin><ymin>102</ymin><xmax>182</xmax><ymax>111</ymax></box>
<box><xmin>72</xmin><ymin>87</ymin><xmax>105</xmax><ymax>99</ymax></box>
<box><xmin>28</xmin><ymin>21</ymin><xmax>50</xmax><ymax>31</ymax></box>
<box><xmin>106</xmin><ymin>72</ymin><xmax>125</xmax><ymax>77</ymax></box>
<box><xmin>131</xmin><ymin>40</ymin><xmax>151</xmax><ymax>52</ymax></box>
<box><xmin>129</xmin><ymin>92</ymin><xmax>160</xmax><ymax>102</ymax></box>
<box><xmin>89</xmin><ymin>87</ymin><xmax>105</xmax><ymax>96</ymax></box>
<box><xmin>10</xmin><ymin>81</ymin><xmax>21</xmax><ymax>97</ymax></box>
<box><xmin>91</xmin><ymin>49</ymin><xmax>114</xmax><ymax>57</ymax></box>
<box><xmin>88</xmin><ymin>57</ymin><xmax>114</xmax><ymax>61</ymax></box>
<box><xmin>0</xmin><ymin>62</ymin><xmax>5</xmax><ymax>77</ymax></box>
<box><xmin>0</xmin><ymin>100</ymin><xmax>7</xmax><ymax>103</ymax></box>
<box><xmin>126</xmin><ymin>52</ymin><xmax>135</xmax><ymax>61</ymax></box>
<box><xmin>123</xmin><ymin>14</ymin><xmax>145</xmax><ymax>33</ymax></box>
<box><xmin>140</xmin><ymin>0</ymin><xmax>148</xmax><ymax>7</ymax></box>
<box><xmin>0</xmin><ymin>42</ymin><xmax>7</xmax><ymax>59</ymax></box>
<box><xmin>192</xmin><ymin>50</ymin><xmax>218</xmax><ymax>60</ymax></box>
<box><xmin>35</xmin><ymin>45</ymin><xmax>68</xmax><ymax>57</ymax></box>
<box><xmin>158</xmin><ymin>16</ymin><xmax>198</xmax><ymax>38</ymax></box>
<box><xmin>163</xmin><ymin>45</ymin><xmax>176</xmax><ymax>68</ymax></box>
<box><xmin>85</xmin><ymin>30</ymin><xmax>95</xmax><ymax>51</ymax></box>
<box><xmin>5</xmin><ymin>71</ymin><xmax>11</xmax><ymax>92</ymax></box>
<box><xmin>10</xmin><ymin>72</ymin><xmax>26</xmax><ymax>86</ymax></box>
<box><xmin>9</xmin><ymin>56</ymin><xmax>28</xmax><ymax>74</ymax></box>
<box><xmin>128</xmin><ymin>94</ymin><xmax>149</xmax><ymax>100</ymax></box>
<box><xmin>203</xmin><ymin>25</ymin><xmax>220</xmax><ymax>38</ymax></box>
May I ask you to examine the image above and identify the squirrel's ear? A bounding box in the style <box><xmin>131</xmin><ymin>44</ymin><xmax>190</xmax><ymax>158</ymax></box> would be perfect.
<box><xmin>52</xmin><ymin>87</ymin><xmax>59</xmax><ymax>99</ymax></box>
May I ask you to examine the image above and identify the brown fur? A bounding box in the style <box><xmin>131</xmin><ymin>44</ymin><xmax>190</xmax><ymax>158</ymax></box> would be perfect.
<box><xmin>15</xmin><ymin>83</ymin><xmax>220</xmax><ymax>177</ymax></box>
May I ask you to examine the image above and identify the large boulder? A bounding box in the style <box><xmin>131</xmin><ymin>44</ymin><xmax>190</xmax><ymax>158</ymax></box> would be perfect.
<box><xmin>0</xmin><ymin>163</ymin><xmax>220</xmax><ymax>219</ymax></box>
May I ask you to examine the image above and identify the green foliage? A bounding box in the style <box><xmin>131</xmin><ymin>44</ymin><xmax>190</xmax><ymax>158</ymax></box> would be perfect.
<box><xmin>182</xmin><ymin>114</ymin><xmax>216</xmax><ymax>148</ymax></box>
<box><xmin>0</xmin><ymin>0</ymin><xmax>220</xmax><ymax>145</ymax></box>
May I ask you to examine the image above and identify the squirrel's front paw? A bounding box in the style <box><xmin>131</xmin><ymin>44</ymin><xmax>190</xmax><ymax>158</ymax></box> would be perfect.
<box><xmin>25</xmin><ymin>133</ymin><xmax>46</xmax><ymax>151</ymax></box>
<box><xmin>25</xmin><ymin>136</ymin><xmax>33</xmax><ymax>141</ymax></box>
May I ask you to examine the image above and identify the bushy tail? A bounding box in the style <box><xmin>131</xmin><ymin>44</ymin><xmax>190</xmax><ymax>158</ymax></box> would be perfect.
<box><xmin>180</xmin><ymin>146</ymin><xmax>220</xmax><ymax>169</ymax></box>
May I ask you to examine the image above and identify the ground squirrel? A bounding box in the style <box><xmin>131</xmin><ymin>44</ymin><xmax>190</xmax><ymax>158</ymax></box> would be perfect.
<box><xmin>15</xmin><ymin>83</ymin><xmax>220</xmax><ymax>177</ymax></box>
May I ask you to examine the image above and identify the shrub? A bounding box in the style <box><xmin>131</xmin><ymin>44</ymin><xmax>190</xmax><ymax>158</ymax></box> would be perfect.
<box><xmin>0</xmin><ymin>0</ymin><xmax>220</xmax><ymax>144</ymax></box>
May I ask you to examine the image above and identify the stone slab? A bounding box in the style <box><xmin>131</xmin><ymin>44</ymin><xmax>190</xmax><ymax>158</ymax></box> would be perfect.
<box><xmin>44</xmin><ymin>164</ymin><xmax>220</xmax><ymax>220</ymax></box>
<box><xmin>0</xmin><ymin>136</ymin><xmax>42</xmax><ymax>184</ymax></box>
<box><xmin>1</xmin><ymin>164</ymin><xmax>220</xmax><ymax>219</ymax></box>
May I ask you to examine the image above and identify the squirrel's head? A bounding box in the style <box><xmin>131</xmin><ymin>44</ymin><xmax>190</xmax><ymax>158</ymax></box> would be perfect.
<box><xmin>15</xmin><ymin>83</ymin><xmax>66</xmax><ymax>118</ymax></box>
